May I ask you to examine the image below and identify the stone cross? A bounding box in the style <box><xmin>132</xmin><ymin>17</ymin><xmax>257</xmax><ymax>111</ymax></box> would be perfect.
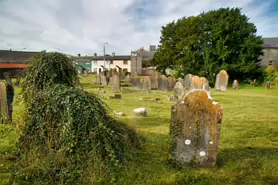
<box><xmin>215</xmin><ymin>70</ymin><xmax>229</xmax><ymax>92</ymax></box>
<box><xmin>173</xmin><ymin>82</ymin><xmax>185</xmax><ymax>100</ymax></box>
<box><xmin>232</xmin><ymin>80</ymin><xmax>239</xmax><ymax>90</ymax></box>
<box><xmin>170</xmin><ymin>89</ymin><xmax>223</xmax><ymax>167</ymax></box>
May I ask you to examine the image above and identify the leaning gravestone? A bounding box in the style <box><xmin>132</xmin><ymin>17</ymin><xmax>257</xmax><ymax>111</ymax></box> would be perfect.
<box><xmin>215</xmin><ymin>70</ymin><xmax>229</xmax><ymax>92</ymax></box>
<box><xmin>185</xmin><ymin>74</ymin><xmax>193</xmax><ymax>90</ymax></box>
<box><xmin>159</xmin><ymin>75</ymin><xmax>168</xmax><ymax>92</ymax></box>
<box><xmin>233</xmin><ymin>80</ymin><xmax>239</xmax><ymax>90</ymax></box>
<box><xmin>151</xmin><ymin>71</ymin><xmax>160</xmax><ymax>90</ymax></box>
<box><xmin>170</xmin><ymin>89</ymin><xmax>223</xmax><ymax>167</ymax></box>
<box><xmin>101</xmin><ymin>75</ymin><xmax>108</xmax><ymax>86</ymax></box>
<box><xmin>141</xmin><ymin>77</ymin><xmax>151</xmax><ymax>93</ymax></box>
<box><xmin>173</xmin><ymin>82</ymin><xmax>185</xmax><ymax>100</ymax></box>
<box><xmin>168</xmin><ymin>77</ymin><xmax>176</xmax><ymax>91</ymax></box>
<box><xmin>112</xmin><ymin>74</ymin><xmax>121</xmax><ymax>92</ymax></box>
<box><xmin>0</xmin><ymin>82</ymin><xmax>8</xmax><ymax>121</ymax></box>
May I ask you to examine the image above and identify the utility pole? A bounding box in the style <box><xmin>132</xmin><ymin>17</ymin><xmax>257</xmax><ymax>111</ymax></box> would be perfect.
<box><xmin>103</xmin><ymin>42</ymin><xmax>108</xmax><ymax>71</ymax></box>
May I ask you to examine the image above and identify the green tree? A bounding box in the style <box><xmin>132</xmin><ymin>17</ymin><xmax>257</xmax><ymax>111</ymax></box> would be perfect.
<box><xmin>151</xmin><ymin>7</ymin><xmax>264</xmax><ymax>85</ymax></box>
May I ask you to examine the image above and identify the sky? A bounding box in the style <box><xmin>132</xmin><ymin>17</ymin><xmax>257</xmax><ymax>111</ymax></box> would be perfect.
<box><xmin>0</xmin><ymin>0</ymin><xmax>277</xmax><ymax>56</ymax></box>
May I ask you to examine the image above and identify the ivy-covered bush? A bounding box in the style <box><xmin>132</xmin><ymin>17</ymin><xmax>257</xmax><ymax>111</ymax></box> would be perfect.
<box><xmin>14</xmin><ymin>52</ymin><xmax>142</xmax><ymax>184</ymax></box>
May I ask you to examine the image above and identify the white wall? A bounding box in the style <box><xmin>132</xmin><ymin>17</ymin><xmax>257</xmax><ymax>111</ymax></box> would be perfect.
<box><xmin>91</xmin><ymin>60</ymin><xmax>110</xmax><ymax>74</ymax></box>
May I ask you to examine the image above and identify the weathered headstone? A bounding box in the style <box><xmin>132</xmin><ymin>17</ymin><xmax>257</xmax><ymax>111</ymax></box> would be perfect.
<box><xmin>185</xmin><ymin>74</ymin><xmax>193</xmax><ymax>90</ymax></box>
<box><xmin>0</xmin><ymin>82</ymin><xmax>8</xmax><ymax>121</ymax></box>
<box><xmin>215</xmin><ymin>70</ymin><xmax>229</xmax><ymax>92</ymax></box>
<box><xmin>233</xmin><ymin>80</ymin><xmax>239</xmax><ymax>90</ymax></box>
<box><xmin>168</xmin><ymin>77</ymin><xmax>176</xmax><ymax>91</ymax></box>
<box><xmin>170</xmin><ymin>89</ymin><xmax>223</xmax><ymax>167</ymax></box>
<box><xmin>200</xmin><ymin>77</ymin><xmax>210</xmax><ymax>92</ymax></box>
<box><xmin>151</xmin><ymin>71</ymin><xmax>160</xmax><ymax>90</ymax></box>
<box><xmin>141</xmin><ymin>77</ymin><xmax>151</xmax><ymax>93</ymax></box>
<box><xmin>190</xmin><ymin>76</ymin><xmax>203</xmax><ymax>90</ymax></box>
<box><xmin>132</xmin><ymin>77</ymin><xmax>141</xmax><ymax>90</ymax></box>
<box><xmin>112</xmin><ymin>74</ymin><xmax>121</xmax><ymax>92</ymax></box>
<box><xmin>95</xmin><ymin>75</ymin><xmax>101</xmax><ymax>84</ymax></box>
<box><xmin>265</xmin><ymin>81</ymin><xmax>270</xmax><ymax>90</ymax></box>
<box><xmin>84</xmin><ymin>69</ymin><xmax>89</xmax><ymax>76</ymax></box>
<box><xmin>173</xmin><ymin>82</ymin><xmax>185</xmax><ymax>100</ymax></box>
<box><xmin>159</xmin><ymin>75</ymin><xmax>168</xmax><ymax>92</ymax></box>
<box><xmin>178</xmin><ymin>78</ymin><xmax>185</xmax><ymax>86</ymax></box>
<box><xmin>101</xmin><ymin>75</ymin><xmax>108</xmax><ymax>86</ymax></box>
<box><xmin>125</xmin><ymin>74</ymin><xmax>131</xmax><ymax>84</ymax></box>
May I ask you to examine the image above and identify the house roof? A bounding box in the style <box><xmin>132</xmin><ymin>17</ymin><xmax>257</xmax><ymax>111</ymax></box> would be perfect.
<box><xmin>0</xmin><ymin>50</ymin><xmax>40</xmax><ymax>63</ymax></box>
<box><xmin>72</xmin><ymin>55</ymin><xmax>131</xmax><ymax>61</ymax></box>
<box><xmin>263</xmin><ymin>38</ymin><xmax>278</xmax><ymax>48</ymax></box>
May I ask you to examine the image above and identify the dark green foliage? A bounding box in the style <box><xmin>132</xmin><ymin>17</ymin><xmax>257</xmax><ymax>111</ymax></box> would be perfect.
<box><xmin>152</xmin><ymin>7</ymin><xmax>264</xmax><ymax>85</ymax></box>
<box><xmin>22</xmin><ymin>52</ymin><xmax>78</xmax><ymax>103</ymax></box>
<box><xmin>15</xmin><ymin>85</ymin><xmax>141</xmax><ymax>184</ymax></box>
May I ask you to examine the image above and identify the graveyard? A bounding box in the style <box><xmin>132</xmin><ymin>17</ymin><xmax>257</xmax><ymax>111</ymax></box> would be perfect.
<box><xmin>1</xmin><ymin>71</ymin><xmax>278</xmax><ymax>184</ymax></box>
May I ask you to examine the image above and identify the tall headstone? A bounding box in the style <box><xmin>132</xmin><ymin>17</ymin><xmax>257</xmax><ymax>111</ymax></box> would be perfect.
<box><xmin>101</xmin><ymin>75</ymin><xmax>108</xmax><ymax>86</ymax></box>
<box><xmin>185</xmin><ymin>74</ymin><xmax>193</xmax><ymax>90</ymax></box>
<box><xmin>232</xmin><ymin>80</ymin><xmax>239</xmax><ymax>90</ymax></box>
<box><xmin>215</xmin><ymin>70</ymin><xmax>229</xmax><ymax>92</ymax></box>
<box><xmin>170</xmin><ymin>90</ymin><xmax>223</xmax><ymax>167</ymax></box>
<box><xmin>95</xmin><ymin>75</ymin><xmax>101</xmax><ymax>84</ymax></box>
<box><xmin>151</xmin><ymin>71</ymin><xmax>160</xmax><ymax>90</ymax></box>
<box><xmin>173</xmin><ymin>82</ymin><xmax>185</xmax><ymax>100</ymax></box>
<box><xmin>265</xmin><ymin>81</ymin><xmax>270</xmax><ymax>90</ymax></box>
<box><xmin>141</xmin><ymin>77</ymin><xmax>151</xmax><ymax>93</ymax></box>
<box><xmin>168</xmin><ymin>77</ymin><xmax>176</xmax><ymax>91</ymax></box>
<box><xmin>112</xmin><ymin>74</ymin><xmax>121</xmax><ymax>92</ymax></box>
<box><xmin>159</xmin><ymin>75</ymin><xmax>168</xmax><ymax>92</ymax></box>
<box><xmin>0</xmin><ymin>82</ymin><xmax>8</xmax><ymax>121</ymax></box>
<box><xmin>200</xmin><ymin>77</ymin><xmax>210</xmax><ymax>92</ymax></box>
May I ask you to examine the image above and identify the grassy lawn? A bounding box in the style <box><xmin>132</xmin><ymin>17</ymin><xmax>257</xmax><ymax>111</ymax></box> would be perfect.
<box><xmin>1</xmin><ymin>74</ymin><xmax>278</xmax><ymax>185</ymax></box>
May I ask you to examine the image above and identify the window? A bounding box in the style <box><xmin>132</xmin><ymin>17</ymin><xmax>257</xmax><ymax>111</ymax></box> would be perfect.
<box><xmin>94</xmin><ymin>68</ymin><xmax>97</xmax><ymax>72</ymax></box>
<box><xmin>110</xmin><ymin>60</ymin><xmax>113</xmax><ymax>64</ymax></box>
<box><xmin>123</xmin><ymin>60</ymin><xmax>128</xmax><ymax>65</ymax></box>
<box><xmin>269</xmin><ymin>61</ymin><xmax>273</xmax><ymax>66</ymax></box>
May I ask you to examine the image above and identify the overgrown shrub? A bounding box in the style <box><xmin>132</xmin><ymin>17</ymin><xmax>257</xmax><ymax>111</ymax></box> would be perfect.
<box><xmin>14</xmin><ymin>52</ymin><xmax>142</xmax><ymax>184</ymax></box>
<box><xmin>22</xmin><ymin>52</ymin><xmax>78</xmax><ymax>104</ymax></box>
<box><xmin>264</xmin><ymin>66</ymin><xmax>278</xmax><ymax>87</ymax></box>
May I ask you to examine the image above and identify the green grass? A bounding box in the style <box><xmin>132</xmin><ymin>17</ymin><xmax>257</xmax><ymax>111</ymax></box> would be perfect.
<box><xmin>1</xmin><ymin>75</ymin><xmax>278</xmax><ymax>185</ymax></box>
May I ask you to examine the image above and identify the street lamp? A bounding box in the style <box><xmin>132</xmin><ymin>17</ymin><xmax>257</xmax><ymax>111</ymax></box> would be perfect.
<box><xmin>103</xmin><ymin>42</ymin><xmax>108</xmax><ymax>71</ymax></box>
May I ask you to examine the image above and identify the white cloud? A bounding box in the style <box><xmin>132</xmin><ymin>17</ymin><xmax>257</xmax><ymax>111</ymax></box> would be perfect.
<box><xmin>0</xmin><ymin>0</ymin><xmax>277</xmax><ymax>55</ymax></box>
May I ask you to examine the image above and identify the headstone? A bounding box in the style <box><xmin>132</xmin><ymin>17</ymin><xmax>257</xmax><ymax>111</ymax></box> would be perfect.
<box><xmin>141</xmin><ymin>77</ymin><xmax>151</xmax><ymax>93</ymax></box>
<box><xmin>168</xmin><ymin>77</ymin><xmax>176</xmax><ymax>91</ymax></box>
<box><xmin>101</xmin><ymin>75</ymin><xmax>108</xmax><ymax>86</ymax></box>
<box><xmin>178</xmin><ymin>78</ymin><xmax>185</xmax><ymax>86</ymax></box>
<box><xmin>200</xmin><ymin>77</ymin><xmax>210</xmax><ymax>92</ymax></box>
<box><xmin>84</xmin><ymin>69</ymin><xmax>89</xmax><ymax>76</ymax></box>
<box><xmin>0</xmin><ymin>82</ymin><xmax>8</xmax><ymax>121</ymax></box>
<box><xmin>108</xmin><ymin>76</ymin><xmax>113</xmax><ymax>86</ymax></box>
<box><xmin>185</xmin><ymin>74</ymin><xmax>193</xmax><ymax>90</ymax></box>
<box><xmin>232</xmin><ymin>80</ymin><xmax>239</xmax><ymax>90</ymax></box>
<box><xmin>190</xmin><ymin>76</ymin><xmax>203</xmax><ymax>90</ymax></box>
<box><xmin>95</xmin><ymin>75</ymin><xmax>101</xmax><ymax>84</ymax></box>
<box><xmin>170</xmin><ymin>89</ymin><xmax>223</xmax><ymax>167</ymax></box>
<box><xmin>215</xmin><ymin>70</ymin><xmax>229</xmax><ymax>92</ymax></box>
<box><xmin>132</xmin><ymin>77</ymin><xmax>141</xmax><ymax>90</ymax></box>
<box><xmin>151</xmin><ymin>71</ymin><xmax>160</xmax><ymax>90</ymax></box>
<box><xmin>125</xmin><ymin>74</ymin><xmax>131</xmax><ymax>84</ymax></box>
<box><xmin>114</xmin><ymin>94</ymin><xmax>122</xmax><ymax>99</ymax></box>
<box><xmin>159</xmin><ymin>75</ymin><xmax>168</xmax><ymax>92</ymax></box>
<box><xmin>112</xmin><ymin>74</ymin><xmax>121</xmax><ymax>92</ymax></box>
<box><xmin>265</xmin><ymin>81</ymin><xmax>270</xmax><ymax>90</ymax></box>
<box><xmin>111</xmin><ymin>68</ymin><xmax>117</xmax><ymax>76</ymax></box>
<box><xmin>173</xmin><ymin>82</ymin><xmax>185</xmax><ymax>100</ymax></box>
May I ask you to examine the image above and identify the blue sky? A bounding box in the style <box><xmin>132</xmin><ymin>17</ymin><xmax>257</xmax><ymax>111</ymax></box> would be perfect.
<box><xmin>0</xmin><ymin>0</ymin><xmax>277</xmax><ymax>55</ymax></box>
